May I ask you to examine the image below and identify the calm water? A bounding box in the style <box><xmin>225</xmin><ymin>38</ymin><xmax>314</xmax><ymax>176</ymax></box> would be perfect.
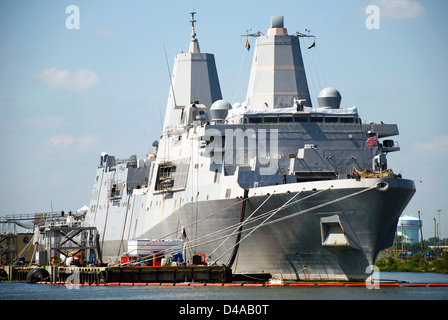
<box><xmin>1</xmin><ymin>272</ymin><xmax>447</xmax><ymax>301</ymax></box>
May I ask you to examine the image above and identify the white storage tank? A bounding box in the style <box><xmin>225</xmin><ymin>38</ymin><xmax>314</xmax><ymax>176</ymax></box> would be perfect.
<box><xmin>397</xmin><ymin>215</ymin><xmax>422</xmax><ymax>244</ymax></box>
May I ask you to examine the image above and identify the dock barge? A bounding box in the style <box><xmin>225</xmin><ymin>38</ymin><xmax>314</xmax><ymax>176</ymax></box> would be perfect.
<box><xmin>2</xmin><ymin>265</ymin><xmax>447</xmax><ymax>287</ymax></box>
<box><xmin>1</xmin><ymin>264</ymin><xmax>234</xmax><ymax>285</ymax></box>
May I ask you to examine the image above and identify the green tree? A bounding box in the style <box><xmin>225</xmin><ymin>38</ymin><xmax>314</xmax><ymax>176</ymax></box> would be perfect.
<box><xmin>428</xmin><ymin>252</ymin><xmax>448</xmax><ymax>274</ymax></box>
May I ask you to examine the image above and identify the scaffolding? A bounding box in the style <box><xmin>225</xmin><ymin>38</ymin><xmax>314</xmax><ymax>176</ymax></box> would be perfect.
<box><xmin>38</xmin><ymin>225</ymin><xmax>101</xmax><ymax>266</ymax></box>
<box><xmin>0</xmin><ymin>214</ymin><xmax>35</xmax><ymax>265</ymax></box>
<box><xmin>1</xmin><ymin>212</ymin><xmax>101</xmax><ymax>266</ymax></box>
<box><xmin>0</xmin><ymin>234</ymin><xmax>18</xmax><ymax>265</ymax></box>
<box><xmin>36</xmin><ymin>214</ymin><xmax>101</xmax><ymax>266</ymax></box>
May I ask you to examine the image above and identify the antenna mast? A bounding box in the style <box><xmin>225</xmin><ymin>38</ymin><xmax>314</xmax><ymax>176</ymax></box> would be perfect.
<box><xmin>189</xmin><ymin>11</ymin><xmax>200</xmax><ymax>53</ymax></box>
<box><xmin>190</xmin><ymin>11</ymin><xmax>197</xmax><ymax>41</ymax></box>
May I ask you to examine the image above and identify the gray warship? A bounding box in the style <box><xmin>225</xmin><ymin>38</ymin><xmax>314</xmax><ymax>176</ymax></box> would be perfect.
<box><xmin>52</xmin><ymin>15</ymin><xmax>416</xmax><ymax>281</ymax></box>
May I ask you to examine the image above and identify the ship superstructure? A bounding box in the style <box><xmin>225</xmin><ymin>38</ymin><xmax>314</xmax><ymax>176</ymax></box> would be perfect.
<box><xmin>39</xmin><ymin>14</ymin><xmax>415</xmax><ymax>281</ymax></box>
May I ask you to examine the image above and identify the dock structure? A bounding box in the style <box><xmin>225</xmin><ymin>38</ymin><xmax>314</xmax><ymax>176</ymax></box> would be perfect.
<box><xmin>0</xmin><ymin>214</ymin><xmax>36</xmax><ymax>265</ymax></box>
<box><xmin>2</xmin><ymin>265</ymin><xmax>448</xmax><ymax>288</ymax></box>
<box><xmin>2</xmin><ymin>265</ymin><xmax>232</xmax><ymax>285</ymax></box>
<box><xmin>37</xmin><ymin>225</ymin><xmax>101</xmax><ymax>265</ymax></box>
<box><xmin>1</xmin><ymin>211</ymin><xmax>101</xmax><ymax>267</ymax></box>
<box><xmin>105</xmin><ymin>265</ymin><xmax>232</xmax><ymax>283</ymax></box>
<box><xmin>34</xmin><ymin>212</ymin><xmax>101</xmax><ymax>266</ymax></box>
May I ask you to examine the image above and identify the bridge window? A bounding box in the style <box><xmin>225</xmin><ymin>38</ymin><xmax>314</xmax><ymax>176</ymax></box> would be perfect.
<box><xmin>248</xmin><ymin>117</ymin><xmax>262</xmax><ymax>124</ymax></box>
<box><xmin>340</xmin><ymin>117</ymin><xmax>355</xmax><ymax>123</ymax></box>
<box><xmin>325</xmin><ymin>117</ymin><xmax>339</xmax><ymax>123</ymax></box>
<box><xmin>294</xmin><ymin>116</ymin><xmax>308</xmax><ymax>123</ymax></box>
<box><xmin>279</xmin><ymin>117</ymin><xmax>293</xmax><ymax>123</ymax></box>
<box><xmin>310</xmin><ymin>117</ymin><xmax>323</xmax><ymax>123</ymax></box>
<box><xmin>264</xmin><ymin>117</ymin><xmax>278</xmax><ymax>123</ymax></box>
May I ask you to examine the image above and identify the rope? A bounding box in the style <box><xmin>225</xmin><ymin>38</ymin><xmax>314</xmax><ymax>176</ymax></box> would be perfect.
<box><xmin>259</xmin><ymin>185</ymin><xmax>376</xmax><ymax>228</ymax></box>
<box><xmin>226</xmin><ymin>189</ymin><xmax>249</xmax><ymax>268</ymax></box>
<box><xmin>230</xmin><ymin>38</ymin><xmax>251</xmax><ymax>102</ymax></box>
<box><xmin>11</xmin><ymin>234</ymin><xmax>34</xmax><ymax>264</ymax></box>
<box><xmin>110</xmin><ymin>197</ymin><xmax>248</xmax><ymax>265</ymax></box>
<box><xmin>185</xmin><ymin>186</ymin><xmax>372</xmax><ymax>265</ymax></box>
<box><xmin>116</xmin><ymin>185</ymin><xmax>376</xmax><ymax>267</ymax></box>
<box><xmin>118</xmin><ymin>193</ymin><xmax>132</xmax><ymax>256</ymax></box>
<box><xmin>207</xmin><ymin>192</ymin><xmax>274</xmax><ymax>260</ymax></box>
<box><xmin>127</xmin><ymin>195</ymin><xmax>138</xmax><ymax>240</ymax></box>
<box><xmin>118</xmin><ymin>188</ymin><xmax>329</xmax><ymax>267</ymax></box>
<box><xmin>213</xmin><ymin>190</ymin><xmax>303</xmax><ymax>265</ymax></box>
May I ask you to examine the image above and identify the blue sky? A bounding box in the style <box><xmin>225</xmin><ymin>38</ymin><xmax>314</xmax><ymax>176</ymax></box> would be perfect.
<box><xmin>1</xmin><ymin>0</ymin><xmax>447</xmax><ymax>239</ymax></box>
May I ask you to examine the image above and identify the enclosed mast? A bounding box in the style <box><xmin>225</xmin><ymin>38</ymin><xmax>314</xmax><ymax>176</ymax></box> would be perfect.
<box><xmin>245</xmin><ymin>16</ymin><xmax>312</xmax><ymax>109</ymax></box>
<box><xmin>163</xmin><ymin>11</ymin><xmax>222</xmax><ymax>132</ymax></box>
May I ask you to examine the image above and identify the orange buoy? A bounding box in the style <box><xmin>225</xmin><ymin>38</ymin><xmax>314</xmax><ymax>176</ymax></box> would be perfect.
<box><xmin>175</xmin><ymin>283</ymin><xmax>190</xmax><ymax>286</ymax></box>
<box><xmin>428</xmin><ymin>283</ymin><xmax>448</xmax><ymax>287</ymax></box>
<box><xmin>377</xmin><ymin>283</ymin><xmax>399</xmax><ymax>287</ymax></box>
<box><xmin>289</xmin><ymin>283</ymin><xmax>315</xmax><ymax>287</ymax></box>
<box><xmin>107</xmin><ymin>282</ymin><xmax>120</xmax><ymax>286</ymax></box>
<box><xmin>401</xmin><ymin>284</ymin><xmax>426</xmax><ymax>287</ymax></box>
<box><xmin>190</xmin><ymin>283</ymin><xmax>206</xmax><ymax>286</ymax></box>
<box><xmin>317</xmin><ymin>283</ymin><xmax>343</xmax><ymax>287</ymax></box>
<box><xmin>119</xmin><ymin>282</ymin><xmax>134</xmax><ymax>286</ymax></box>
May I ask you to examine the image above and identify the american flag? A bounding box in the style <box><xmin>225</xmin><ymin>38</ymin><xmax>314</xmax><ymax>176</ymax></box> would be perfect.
<box><xmin>366</xmin><ymin>135</ymin><xmax>378</xmax><ymax>147</ymax></box>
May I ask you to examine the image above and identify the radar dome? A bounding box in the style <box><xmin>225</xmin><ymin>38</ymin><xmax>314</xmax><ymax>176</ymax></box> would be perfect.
<box><xmin>210</xmin><ymin>100</ymin><xmax>232</xmax><ymax>122</ymax></box>
<box><xmin>317</xmin><ymin>87</ymin><xmax>342</xmax><ymax>109</ymax></box>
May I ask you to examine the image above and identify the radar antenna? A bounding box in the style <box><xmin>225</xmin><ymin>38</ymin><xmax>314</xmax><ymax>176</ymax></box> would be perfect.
<box><xmin>293</xmin><ymin>28</ymin><xmax>315</xmax><ymax>37</ymax></box>
<box><xmin>190</xmin><ymin>11</ymin><xmax>197</xmax><ymax>41</ymax></box>
<box><xmin>188</xmin><ymin>11</ymin><xmax>200</xmax><ymax>53</ymax></box>
<box><xmin>293</xmin><ymin>29</ymin><xmax>316</xmax><ymax>49</ymax></box>
<box><xmin>241</xmin><ymin>28</ymin><xmax>264</xmax><ymax>37</ymax></box>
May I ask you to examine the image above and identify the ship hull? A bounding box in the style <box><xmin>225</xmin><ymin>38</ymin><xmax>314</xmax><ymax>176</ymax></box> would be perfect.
<box><xmin>100</xmin><ymin>177</ymin><xmax>415</xmax><ymax>281</ymax></box>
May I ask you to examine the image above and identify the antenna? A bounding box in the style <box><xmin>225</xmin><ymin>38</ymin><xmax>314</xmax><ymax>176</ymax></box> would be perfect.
<box><xmin>189</xmin><ymin>11</ymin><xmax>197</xmax><ymax>41</ymax></box>
<box><xmin>163</xmin><ymin>44</ymin><xmax>177</xmax><ymax>109</ymax></box>
<box><xmin>241</xmin><ymin>29</ymin><xmax>264</xmax><ymax>37</ymax></box>
<box><xmin>293</xmin><ymin>29</ymin><xmax>315</xmax><ymax>38</ymax></box>
<box><xmin>158</xmin><ymin>103</ymin><xmax>163</xmax><ymax>131</ymax></box>
<box><xmin>188</xmin><ymin>11</ymin><xmax>201</xmax><ymax>53</ymax></box>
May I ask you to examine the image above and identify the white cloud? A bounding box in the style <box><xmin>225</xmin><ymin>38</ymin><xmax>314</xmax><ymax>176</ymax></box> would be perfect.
<box><xmin>412</xmin><ymin>133</ymin><xmax>448</xmax><ymax>156</ymax></box>
<box><xmin>78</xmin><ymin>134</ymin><xmax>100</xmax><ymax>148</ymax></box>
<box><xmin>50</xmin><ymin>133</ymin><xmax>100</xmax><ymax>149</ymax></box>
<box><xmin>23</xmin><ymin>115</ymin><xmax>71</xmax><ymax>128</ymax></box>
<box><xmin>38</xmin><ymin>67</ymin><xmax>100</xmax><ymax>92</ymax></box>
<box><xmin>369</xmin><ymin>0</ymin><xmax>425</xmax><ymax>19</ymax></box>
<box><xmin>50</xmin><ymin>134</ymin><xmax>75</xmax><ymax>148</ymax></box>
<box><xmin>93</xmin><ymin>28</ymin><xmax>113</xmax><ymax>37</ymax></box>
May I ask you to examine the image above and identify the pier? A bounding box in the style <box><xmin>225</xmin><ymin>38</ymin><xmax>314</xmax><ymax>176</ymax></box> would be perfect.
<box><xmin>2</xmin><ymin>265</ymin><xmax>447</xmax><ymax>288</ymax></box>
<box><xmin>105</xmin><ymin>265</ymin><xmax>232</xmax><ymax>283</ymax></box>
<box><xmin>1</xmin><ymin>265</ymin><xmax>232</xmax><ymax>285</ymax></box>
